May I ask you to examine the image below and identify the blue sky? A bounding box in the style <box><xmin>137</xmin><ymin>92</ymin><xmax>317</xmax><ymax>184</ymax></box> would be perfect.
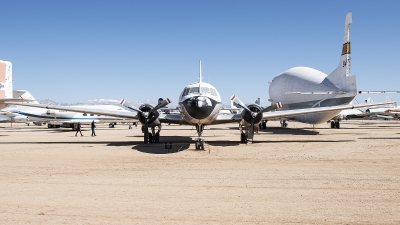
<box><xmin>1</xmin><ymin>0</ymin><xmax>399</xmax><ymax>106</ymax></box>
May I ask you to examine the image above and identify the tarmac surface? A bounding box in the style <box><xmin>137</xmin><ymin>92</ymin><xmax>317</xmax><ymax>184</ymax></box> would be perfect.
<box><xmin>0</xmin><ymin>120</ymin><xmax>399</xmax><ymax>224</ymax></box>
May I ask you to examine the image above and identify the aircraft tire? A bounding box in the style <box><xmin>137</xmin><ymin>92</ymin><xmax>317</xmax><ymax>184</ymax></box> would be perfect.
<box><xmin>240</xmin><ymin>133</ymin><xmax>246</xmax><ymax>143</ymax></box>
<box><xmin>155</xmin><ymin>133</ymin><xmax>160</xmax><ymax>143</ymax></box>
<box><xmin>335</xmin><ymin>121</ymin><xmax>340</xmax><ymax>129</ymax></box>
<box><xmin>330</xmin><ymin>121</ymin><xmax>335</xmax><ymax>129</ymax></box>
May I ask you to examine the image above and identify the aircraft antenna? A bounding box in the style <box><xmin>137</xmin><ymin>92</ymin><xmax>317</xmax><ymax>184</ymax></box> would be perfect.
<box><xmin>199</xmin><ymin>60</ymin><xmax>202</xmax><ymax>94</ymax></box>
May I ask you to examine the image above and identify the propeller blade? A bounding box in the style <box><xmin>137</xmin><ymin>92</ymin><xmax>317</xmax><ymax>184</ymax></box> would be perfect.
<box><xmin>120</xmin><ymin>99</ymin><xmax>144</xmax><ymax>114</ymax></box>
<box><xmin>149</xmin><ymin>98</ymin><xmax>171</xmax><ymax>114</ymax></box>
<box><xmin>230</xmin><ymin>95</ymin><xmax>257</xmax><ymax>118</ymax></box>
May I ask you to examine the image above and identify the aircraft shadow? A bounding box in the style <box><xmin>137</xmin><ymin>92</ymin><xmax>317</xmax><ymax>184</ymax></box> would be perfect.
<box><xmin>258</xmin><ymin>127</ymin><xmax>319</xmax><ymax>135</ymax></box>
<box><xmin>251</xmin><ymin>139</ymin><xmax>354</xmax><ymax>144</ymax></box>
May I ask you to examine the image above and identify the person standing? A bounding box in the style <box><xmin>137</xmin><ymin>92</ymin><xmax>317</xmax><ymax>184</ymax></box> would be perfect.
<box><xmin>91</xmin><ymin>120</ymin><xmax>96</xmax><ymax>137</ymax></box>
<box><xmin>75</xmin><ymin>122</ymin><xmax>83</xmax><ymax>136</ymax></box>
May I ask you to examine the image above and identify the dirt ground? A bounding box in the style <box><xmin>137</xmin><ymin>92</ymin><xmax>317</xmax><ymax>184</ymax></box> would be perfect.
<box><xmin>0</xmin><ymin>120</ymin><xmax>399</xmax><ymax>224</ymax></box>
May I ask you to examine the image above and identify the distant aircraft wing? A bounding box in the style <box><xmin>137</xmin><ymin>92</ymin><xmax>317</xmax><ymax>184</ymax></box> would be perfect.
<box><xmin>0</xmin><ymin>98</ymin><xmax>35</xmax><ymax>103</ymax></box>
<box><xmin>261</xmin><ymin>101</ymin><xmax>397</xmax><ymax>120</ymax></box>
<box><xmin>8</xmin><ymin>102</ymin><xmax>139</xmax><ymax>120</ymax></box>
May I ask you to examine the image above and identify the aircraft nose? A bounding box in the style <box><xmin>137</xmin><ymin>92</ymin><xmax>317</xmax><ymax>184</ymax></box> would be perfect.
<box><xmin>184</xmin><ymin>96</ymin><xmax>215</xmax><ymax>120</ymax></box>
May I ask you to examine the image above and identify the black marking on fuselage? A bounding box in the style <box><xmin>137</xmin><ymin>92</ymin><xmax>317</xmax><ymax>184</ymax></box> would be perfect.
<box><xmin>182</xmin><ymin>96</ymin><xmax>218</xmax><ymax>120</ymax></box>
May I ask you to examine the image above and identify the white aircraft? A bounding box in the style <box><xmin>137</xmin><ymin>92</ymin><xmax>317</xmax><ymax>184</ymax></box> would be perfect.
<box><xmin>11</xmin><ymin>62</ymin><xmax>394</xmax><ymax>149</ymax></box>
<box><xmin>4</xmin><ymin>90</ymin><xmax>137</xmax><ymax>129</ymax></box>
<box><xmin>338</xmin><ymin>97</ymin><xmax>399</xmax><ymax>120</ymax></box>
<box><xmin>268</xmin><ymin>12</ymin><xmax>358</xmax><ymax>129</ymax></box>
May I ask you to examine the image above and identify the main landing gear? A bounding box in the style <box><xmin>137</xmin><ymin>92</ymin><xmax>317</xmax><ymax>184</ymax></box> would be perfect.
<box><xmin>239</xmin><ymin>125</ymin><xmax>252</xmax><ymax>143</ymax></box>
<box><xmin>280</xmin><ymin>120</ymin><xmax>288</xmax><ymax>128</ymax></box>
<box><xmin>143</xmin><ymin>124</ymin><xmax>161</xmax><ymax>143</ymax></box>
<box><xmin>195</xmin><ymin>124</ymin><xmax>205</xmax><ymax>150</ymax></box>
<box><xmin>330</xmin><ymin>120</ymin><xmax>340</xmax><ymax>129</ymax></box>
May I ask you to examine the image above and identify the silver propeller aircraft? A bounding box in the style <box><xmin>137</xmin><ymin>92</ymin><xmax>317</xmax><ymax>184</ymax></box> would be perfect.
<box><xmin>10</xmin><ymin>60</ymin><xmax>395</xmax><ymax>149</ymax></box>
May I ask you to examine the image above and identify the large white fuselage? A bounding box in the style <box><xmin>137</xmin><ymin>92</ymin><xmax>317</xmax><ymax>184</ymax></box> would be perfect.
<box><xmin>269</xmin><ymin>67</ymin><xmax>356</xmax><ymax>124</ymax></box>
<box><xmin>178</xmin><ymin>82</ymin><xmax>222</xmax><ymax>125</ymax></box>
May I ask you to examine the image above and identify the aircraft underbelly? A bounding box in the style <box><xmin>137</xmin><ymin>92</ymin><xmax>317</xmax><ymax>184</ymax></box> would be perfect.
<box><xmin>292</xmin><ymin>110</ymin><xmax>342</xmax><ymax>124</ymax></box>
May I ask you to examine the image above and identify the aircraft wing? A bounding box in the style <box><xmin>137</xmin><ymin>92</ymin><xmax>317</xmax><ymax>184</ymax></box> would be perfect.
<box><xmin>0</xmin><ymin>98</ymin><xmax>35</xmax><ymax>103</ymax></box>
<box><xmin>261</xmin><ymin>101</ymin><xmax>397</xmax><ymax>120</ymax></box>
<box><xmin>159</xmin><ymin>113</ymin><xmax>189</xmax><ymax>125</ymax></box>
<box><xmin>8</xmin><ymin>102</ymin><xmax>139</xmax><ymax>120</ymax></box>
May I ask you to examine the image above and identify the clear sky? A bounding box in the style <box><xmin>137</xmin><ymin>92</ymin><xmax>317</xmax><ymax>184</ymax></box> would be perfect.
<box><xmin>1</xmin><ymin>0</ymin><xmax>399</xmax><ymax>106</ymax></box>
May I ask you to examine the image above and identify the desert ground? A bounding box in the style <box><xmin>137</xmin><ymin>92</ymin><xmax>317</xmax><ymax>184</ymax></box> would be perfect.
<box><xmin>0</xmin><ymin>120</ymin><xmax>399</xmax><ymax>224</ymax></box>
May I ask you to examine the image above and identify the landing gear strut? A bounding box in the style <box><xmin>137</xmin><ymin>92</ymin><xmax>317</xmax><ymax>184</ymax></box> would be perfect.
<box><xmin>195</xmin><ymin>124</ymin><xmax>205</xmax><ymax>150</ymax></box>
<box><xmin>239</xmin><ymin>124</ymin><xmax>255</xmax><ymax>144</ymax></box>
<box><xmin>143</xmin><ymin>124</ymin><xmax>162</xmax><ymax>143</ymax></box>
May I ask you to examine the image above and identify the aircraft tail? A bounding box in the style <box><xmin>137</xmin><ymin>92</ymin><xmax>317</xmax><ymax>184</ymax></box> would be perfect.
<box><xmin>327</xmin><ymin>12</ymin><xmax>357</xmax><ymax>94</ymax></box>
<box><xmin>13</xmin><ymin>90</ymin><xmax>39</xmax><ymax>104</ymax></box>
<box><xmin>0</xmin><ymin>60</ymin><xmax>12</xmax><ymax>99</ymax></box>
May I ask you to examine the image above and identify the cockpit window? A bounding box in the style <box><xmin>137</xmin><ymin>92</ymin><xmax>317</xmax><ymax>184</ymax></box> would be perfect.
<box><xmin>201</xmin><ymin>87</ymin><xmax>210</xmax><ymax>94</ymax></box>
<box><xmin>184</xmin><ymin>88</ymin><xmax>190</xmax><ymax>96</ymax></box>
<box><xmin>189</xmin><ymin>87</ymin><xmax>199</xmax><ymax>93</ymax></box>
<box><xmin>210</xmin><ymin>88</ymin><xmax>217</xmax><ymax>96</ymax></box>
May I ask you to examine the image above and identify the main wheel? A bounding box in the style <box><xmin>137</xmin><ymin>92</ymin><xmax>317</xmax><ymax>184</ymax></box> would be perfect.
<box><xmin>330</xmin><ymin>121</ymin><xmax>335</xmax><ymax>129</ymax></box>
<box><xmin>335</xmin><ymin>121</ymin><xmax>340</xmax><ymax>129</ymax></box>
<box><xmin>155</xmin><ymin>133</ymin><xmax>160</xmax><ymax>143</ymax></box>
<box><xmin>240</xmin><ymin>133</ymin><xmax>246</xmax><ymax>143</ymax></box>
<box><xmin>262</xmin><ymin>121</ymin><xmax>267</xmax><ymax>129</ymax></box>
<box><xmin>149</xmin><ymin>133</ymin><xmax>154</xmax><ymax>143</ymax></box>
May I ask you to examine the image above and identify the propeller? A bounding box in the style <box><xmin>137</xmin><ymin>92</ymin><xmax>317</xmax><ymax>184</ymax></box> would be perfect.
<box><xmin>120</xmin><ymin>98</ymin><xmax>171</xmax><ymax>143</ymax></box>
<box><xmin>231</xmin><ymin>95</ymin><xmax>282</xmax><ymax>143</ymax></box>
<box><xmin>230</xmin><ymin>95</ymin><xmax>257</xmax><ymax>118</ymax></box>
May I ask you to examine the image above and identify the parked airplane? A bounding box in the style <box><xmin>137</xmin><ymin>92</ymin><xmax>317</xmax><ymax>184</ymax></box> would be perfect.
<box><xmin>338</xmin><ymin>97</ymin><xmax>399</xmax><ymax>120</ymax></box>
<box><xmin>268</xmin><ymin>12</ymin><xmax>357</xmax><ymax>129</ymax></box>
<box><xmin>5</xmin><ymin>91</ymin><xmax>137</xmax><ymax>130</ymax></box>
<box><xmin>11</xmin><ymin>62</ymin><xmax>394</xmax><ymax>149</ymax></box>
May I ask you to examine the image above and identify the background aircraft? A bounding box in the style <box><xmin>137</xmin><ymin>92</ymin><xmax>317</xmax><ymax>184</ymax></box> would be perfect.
<box><xmin>268</xmin><ymin>12</ymin><xmax>356</xmax><ymax>129</ymax></box>
<box><xmin>4</xmin><ymin>90</ymin><xmax>137</xmax><ymax>130</ymax></box>
<box><xmin>337</xmin><ymin>97</ymin><xmax>399</xmax><ymax>120</ymax></box>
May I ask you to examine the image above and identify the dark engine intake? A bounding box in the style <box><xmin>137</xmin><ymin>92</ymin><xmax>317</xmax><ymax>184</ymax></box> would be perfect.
<box><xmin>138</xmin><ymin>104</ymin><xmax>159</xmax><ymax>125</ymax></box>
<box><xmin>241</xmin><ymin>104</ymin><xmax>263</xmax><ymax>126</ymax></box>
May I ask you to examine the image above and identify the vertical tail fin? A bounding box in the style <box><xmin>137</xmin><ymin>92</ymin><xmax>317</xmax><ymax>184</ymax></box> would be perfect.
<box><xmin>327</xmin><ymin>12</ymin><xmax>356</xmax><ymax>94</ymax></box>
<box><xmin>0</xmin><ymin>60</ymin><xmax>12</xmax><ymax>99</ymax></box>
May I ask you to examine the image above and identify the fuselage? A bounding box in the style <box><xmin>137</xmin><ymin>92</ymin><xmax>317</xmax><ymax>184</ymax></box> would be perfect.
<box><xmin>178</xmin><ymin>81</ymin><xmax>222</xmax><ymax>125</ymax></box>
<box><xmin>269</xmin><ymin>67</ymin><xmax>356</xmax><ymax>124</ymax></box>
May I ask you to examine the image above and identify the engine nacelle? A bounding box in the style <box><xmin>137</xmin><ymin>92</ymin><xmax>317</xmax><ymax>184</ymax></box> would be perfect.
<box><xmin>138</xmin><ymin>104</ymin><xmax>160</xmax><ymax>126</ymax></box>
<box><xmin>240</xmin><ymin>104</ymin><xmax>263</xmax><ymax>127</ymax></box>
